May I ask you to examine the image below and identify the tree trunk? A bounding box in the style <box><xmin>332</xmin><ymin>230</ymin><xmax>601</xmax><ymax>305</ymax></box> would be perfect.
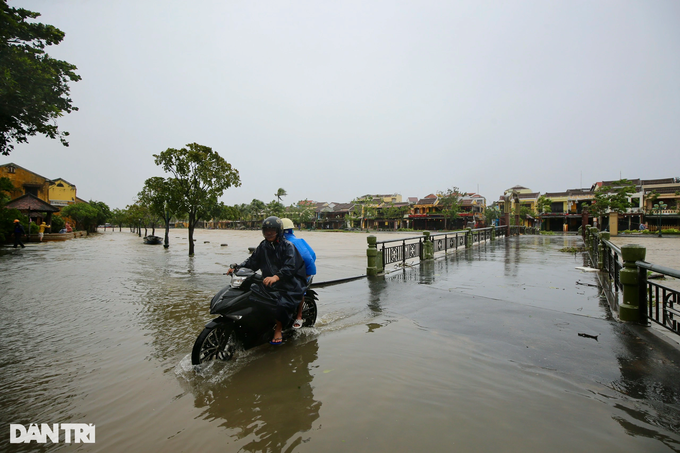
<box><xmin>188</xmin><ymin>213</ymin><xmax>196</xmax><ymax>255</ymax></box>
<box><xmin>164</xmin><ymin>217</ymin><xmax>170</xmax><ymax>248</ymax></box>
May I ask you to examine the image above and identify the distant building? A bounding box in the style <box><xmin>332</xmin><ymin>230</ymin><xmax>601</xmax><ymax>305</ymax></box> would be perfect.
<box><xmin>1</xmin><ymin>162</ymin><xmax>52</xmax><ymax>202</ymax></box>
<box><xmin>49</xmin><ymin>178</ymin><xmax>78</xmax><ymax>207</ymax></box>
<box><xmin>1</xmin><ymin>162</ymin><xmax>81</xmax><ymax>226</ymax></box>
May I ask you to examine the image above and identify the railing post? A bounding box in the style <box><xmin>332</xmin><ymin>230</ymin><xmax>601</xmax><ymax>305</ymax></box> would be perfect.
<box><xmin>638</xmin><ymin>266</ymin><xmax>649</xmax><ymax>325</ymax></box>
<box><xmin>619</xmin><ymin>244</ymin><xmax>646</xmax><ymax>323</ymax></box>
<box><xmin>422</xmin><ymin>231</ymin><xmax>434</xmax><ymax>260</ymax></box>
<box><xmin>465</xmin><ymin>228</ymin><xmax>472</xmax><ymax>248</ymax></box>
<box><xmin>598</xmin><ymin>232</ymin><xmax>609</xmax><ymax>270</ymax></box>
<box><xmin>366</xmin><ymin>235</ymin><xmax>383</xmax><ymax>276</ymax></box>
<box><xmin>588</xmin><ymin>226</ymin><xmax>597</xmax><ymax>255</ymax></box>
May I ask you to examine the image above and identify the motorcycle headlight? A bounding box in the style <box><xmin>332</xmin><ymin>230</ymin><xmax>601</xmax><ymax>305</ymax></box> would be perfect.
<box><xmin>231</xmin><ymin>276</ymin><xmax>246</xmax><ymax>288</ymax></box>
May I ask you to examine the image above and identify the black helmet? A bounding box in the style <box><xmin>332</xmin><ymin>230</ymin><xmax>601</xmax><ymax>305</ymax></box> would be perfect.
<box><xmin>262</xmin><ymin>216</ymin><xmax>283</xmax><ymax>240</ymax></box>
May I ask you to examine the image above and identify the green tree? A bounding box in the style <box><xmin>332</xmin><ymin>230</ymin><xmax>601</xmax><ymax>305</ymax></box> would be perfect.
<box><xmin>0</xmin><ymin>2</ymin><xmax>81</xmax><ymax>155</ymax></box>
<box><xmin>381</xmin><ymin>203</ymin><xmax>408</xmax><ymax>229</ymax></box>
<box><xmin>589</xmin><ymin>179</ymin><xmax>637</xmax><ymax>217</ymax></box>
<box><xmin>0</xmin><ymin>176</ymin><xmax>23</xmax><ymax>241</ymax></box>
<box><xmin>484</xmin><ymin>205</ymin><xmax>501</xmax><ymax>226</ymax></box>
<box><xmin>124</xmin><ymin>202</ymin><xmax>148</xmax><ymax>236</ymax></box>
<box><xmin>110</xmin><ymin>208</ymin><xmax>127</xmax><ymax>231</ymax></box>
<box><xmin>49</xmin><ymin>214</ymin><xmax>64</xmax><ymax>232</ymax></box>
<box><xmin>288</xmin><ymin>200</ymin><xmax>315</xmax><ymax>228</ymax></box>
<box><xmin>138</xmin><ymin>176</ymin><xmax>180</xmax><ymax>246</ymax></box>
<box><xmin>60</xmin><ymin>202</ymin><xmax>99</xmax><ymax>232</ymax></box>
<box><xmin>88</xmin><ymin>200</ymin><xmax>111</xmax><ymax>227</ymax></box>
<box><xmin>249</xmin><ymin>199</ymin><xmax>266</xmax><ymax>222</ymax></box>
<box><xmin>438</xmin><ymin>187</ymin><xmax>462</xmax><ymax>230</ymax></box>
<box><xmin>275</xmin><ymin>188</ymin><xmax>287</xmax><ymax>203</ymax></box>
<box><xmin>536</xmin><ymin>195</ymin><xmax>552</xmax><ymax>214</ymax></box>
<box><xmin>265</xmin><ymin>200</ymin><xmax>285</xmax><ymax>217</ymax></box>
<box><xmin>153</xmin><ymin>143</ymin><xmax>241</xmax><ymax>255</ymax></box>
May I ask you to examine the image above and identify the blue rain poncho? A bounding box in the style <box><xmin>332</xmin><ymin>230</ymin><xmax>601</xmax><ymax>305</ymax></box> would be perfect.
<box><xmin>283</xmin><ymin>230</ymin><xmax>316</xmax><ymax>276</ymax></box>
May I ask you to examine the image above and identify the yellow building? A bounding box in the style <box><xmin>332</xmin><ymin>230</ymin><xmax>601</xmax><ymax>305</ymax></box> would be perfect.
<box><xmin>49</xmin><ymin>178</ymin><xmax>77</xmax><ymax>207</ymax></box>
<box><xmin>501</xmin><ymin>186</ymin><xmax>537</xmax><ymax>227</ymax></box>
<box><xmin>0</xmin><ymin>162</ymin><xmax>51</xmax><ymax>202</ymax></box>
<box><xmin>357</xmin><ymin>193</ymin><xmax>402</xmax><ymax>204</ymax></box>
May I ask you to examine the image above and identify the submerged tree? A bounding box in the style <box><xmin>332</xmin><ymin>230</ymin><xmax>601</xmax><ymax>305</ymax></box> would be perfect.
<box><xmin>0</xmin><ymin>1</ymin><xmax>81</xmax><ymax>155</ymax></box>
<box><xmin>153</xmin><ymin>143</ymin><xmax>241</xmax><ymax>255</ymax></box>
<box><xmin>138</xmin><ymin>176</ymin><xmax>180</xmax><ymax>247</ymax></box>
<box><xmin>60</xmin><ymin>200</ymin><xmax>110</xmax><ymax>233</ymax></box>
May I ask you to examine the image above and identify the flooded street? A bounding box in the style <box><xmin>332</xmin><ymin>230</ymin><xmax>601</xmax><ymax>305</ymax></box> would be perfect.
<box><xmin>1</xmin><ymin>230</ymin><xmax>679</xmax><ymax>452</ymax></box>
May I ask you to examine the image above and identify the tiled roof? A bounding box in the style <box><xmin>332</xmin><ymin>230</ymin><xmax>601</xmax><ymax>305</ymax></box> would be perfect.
<box><xmin>5</xmin><ymin>193</ymin><xmax>60</xmax><ymax>212</ymax></box>
<box><xmin>417</xmin><ymin>197</ymin><xmax>438</xmax><ymax>205</ymax></box>
<box><xmin>0</xmin><ymin>162</ymin><xmax>53</xmax><ymax>182</ymax></box>
<box><xmin>517</xmin><ymin>192</ymin><xmax>540</xmax><ymax>199</ymax></box>
<box><xmin>642</xmin><ymin>178</ymin><xmax>678</xmax><ymax>185</ymax></box>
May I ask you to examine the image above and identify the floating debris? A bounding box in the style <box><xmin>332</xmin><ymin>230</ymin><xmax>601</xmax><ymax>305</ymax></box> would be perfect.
<box><xmin>575</xmin><ymin>266</ymin><xmax>598</xmax><ymax>272</ymax></box>
<box><xmin>576</xmin><ymin>281</ymin><xmax>597</xmax><ymax>287</ymax></box>
<box><xmin>221</xmin><ymin>243</ymin><xmax>228</xmax><ymax>247</ymax></box>
<box><xmin>578</xmin><ymin>333</ymin><xmax>599</xmax><ymax>341</ymax></box>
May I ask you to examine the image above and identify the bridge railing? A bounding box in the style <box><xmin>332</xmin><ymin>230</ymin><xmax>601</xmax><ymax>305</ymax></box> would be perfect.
<box><xmin>379</xmin><ymin>235</ymin><xmax>424</xmax><ymax>267</ymax></box>
<box><xmin>584</xmin><ymin>226</ymin><xmax>679</xmax><ymax>336</ymax></box>
<box><xmin>637</xmin><ymin>261</ymin><xmax>680</xmax><ymax>335</ymax></box>
<box><xmin>367</xmin><ymin>225</ymin><xmax>537</xmax><ymax>275</ymax></box>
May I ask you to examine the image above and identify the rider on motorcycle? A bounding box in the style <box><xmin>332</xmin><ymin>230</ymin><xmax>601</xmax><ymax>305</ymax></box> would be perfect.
<box><xmin>226</xmin><ymin>216</ymin><xmax>307</xmax><ymax>345</ymax></box>
<box><xmin>281</xmin><ymin>218</ymin><xmax>316</xmax><ymax>328</ymax></box>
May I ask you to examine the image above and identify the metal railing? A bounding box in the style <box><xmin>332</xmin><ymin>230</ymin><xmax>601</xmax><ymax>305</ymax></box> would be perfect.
<box><xmin>587</xmin><ymin>228</ymin><xmax>679</xmax><ymax>336</ymax></box>
<box><xmin>380</xmin><ymin>236</ymin><xmax>424</xmax><ymax>267</ymax></box>
<box><xmin>637</xmin><ymin>261</ymin><xmax>680</xmax><ymax>335</ymax></box>
<box><xmin>601</xmin><ymin>239</ymin><xmax>622</xmax><ymax>291</ymax></box>
<box><xmin>430</xmin><ymin>230</ymin><xmax>466</xmax><ymax>254</ymax></box>
<box><xmin>378</xmin><ymin>226</ymin><xmax>514</xmax><ymax>268</ymax></box>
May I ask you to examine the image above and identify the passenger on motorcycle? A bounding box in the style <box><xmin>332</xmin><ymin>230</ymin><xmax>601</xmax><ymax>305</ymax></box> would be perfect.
<box><xmin>226</xmin><ymin>216</ymin><xmax>307</xmax><ymax>345</ymax></box>
<box><xmin>281</xmin><ymin>218</ymin><xmax>316</xmax><ymax>328</ymax></box>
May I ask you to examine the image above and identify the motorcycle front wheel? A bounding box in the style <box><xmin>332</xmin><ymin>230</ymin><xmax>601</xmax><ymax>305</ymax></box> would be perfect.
<box><xmin>300</xmin><ymin>296</ymin><xmax>317</xmax><ymax>327</ymax></box>
<box><xmin>191</xmin><ymin>321</ymin><xmax>237</xmax><ymax>365</ymax></box>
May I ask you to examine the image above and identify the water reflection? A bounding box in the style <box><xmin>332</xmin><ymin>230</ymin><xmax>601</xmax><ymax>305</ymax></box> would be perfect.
<box><xmin>182</xmin><ymin>340</ymin><xmax>321</xmax><ymax>452</ymax></box>
<box><xmin>367</xmin><ymin>276</ymin><xmax>386</xmax><ymax>314</ymax></box>
<box><xmin>610</xmin><ymin>323</ymin><xmax>680</xmax><ymax>448</ymax></box>
<box><xmin>418</xmin><ymin>259</ymin><xmax>435</xmax><ymax>284</ymax></box>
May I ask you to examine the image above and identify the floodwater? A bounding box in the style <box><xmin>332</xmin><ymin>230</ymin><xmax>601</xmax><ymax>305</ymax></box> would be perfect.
<box><xmin>1</xmin><ymin>230</ymin><xmax>679</xmax><ymax>452</ymax></box>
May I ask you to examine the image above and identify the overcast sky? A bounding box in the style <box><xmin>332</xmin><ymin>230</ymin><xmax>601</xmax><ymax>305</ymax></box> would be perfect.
<box><xmin>3</xmin><ymin>0</ymin><xmax>680</xmax><ymax>209</ymax></box>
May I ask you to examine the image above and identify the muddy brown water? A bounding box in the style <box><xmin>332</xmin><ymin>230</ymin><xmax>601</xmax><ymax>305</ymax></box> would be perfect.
<box><xmin>1</xmin><ymin>230</ymin><xmax>679</xmax><ymax>452</ymax></box>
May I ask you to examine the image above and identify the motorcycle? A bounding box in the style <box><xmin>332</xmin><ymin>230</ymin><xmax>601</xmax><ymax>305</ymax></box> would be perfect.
<box><xmin>191</xmin><ymin>267</ymin><xmax>318</xmax><ymax>365</ymax></box>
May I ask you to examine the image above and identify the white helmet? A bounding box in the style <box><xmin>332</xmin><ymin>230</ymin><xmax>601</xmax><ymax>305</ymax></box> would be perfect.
<box><xmin>281</xmin><ymin>218</ymin><xmax>294</xmax><ymax>230</ymax></box>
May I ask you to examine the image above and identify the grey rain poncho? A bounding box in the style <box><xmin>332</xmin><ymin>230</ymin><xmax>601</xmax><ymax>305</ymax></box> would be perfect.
<box><xmin>238</xmin><ymin>236</ymin><xmax>308</xmax><ymax>325</ymax></box>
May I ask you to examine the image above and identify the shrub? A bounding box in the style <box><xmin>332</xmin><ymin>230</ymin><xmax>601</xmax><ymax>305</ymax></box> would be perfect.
<box><xmin>51</xmin><ymin>215</ymin><xmax>65</xmax><ymax>233</ymax></box>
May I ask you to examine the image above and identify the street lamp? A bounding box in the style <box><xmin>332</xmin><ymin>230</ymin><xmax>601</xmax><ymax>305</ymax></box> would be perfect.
<box><xmin>653</xmin><ymin>201</ymin><xmax>667</xmax><ymax>237</ymax></box>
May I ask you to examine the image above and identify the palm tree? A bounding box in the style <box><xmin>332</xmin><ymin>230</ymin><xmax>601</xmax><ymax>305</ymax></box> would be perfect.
<box><xmin>275</xmin><ymin>188</ymin><xmax>287</xmax><ymax>203</ymax></box>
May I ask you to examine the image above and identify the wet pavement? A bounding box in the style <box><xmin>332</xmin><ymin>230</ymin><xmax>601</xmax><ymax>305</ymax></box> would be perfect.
<box><xmin>610</xmin><ymin>235</ymin><xmax>680</xmax><ymax>291</ymax></box>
